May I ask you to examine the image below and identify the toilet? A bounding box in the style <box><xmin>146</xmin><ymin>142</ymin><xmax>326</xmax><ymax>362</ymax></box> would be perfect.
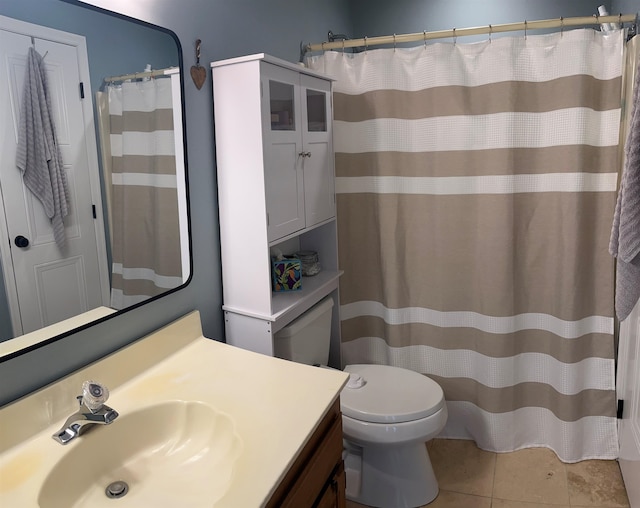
<box><xmin>274</xmin><ymin>297</ymin><xmax>448</xmax><ymax>508</ymax></box>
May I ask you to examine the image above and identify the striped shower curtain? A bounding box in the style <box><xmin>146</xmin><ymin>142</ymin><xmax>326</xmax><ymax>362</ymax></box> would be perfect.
<box><xmin>308</xmin><ymin>28</ymin><xmax>623</xmax><ymax>462</ymax></box>
<box><xmin>104</xmin><ymin>78</ymin><xmax>182</xmax><ymax>309</ymax></box>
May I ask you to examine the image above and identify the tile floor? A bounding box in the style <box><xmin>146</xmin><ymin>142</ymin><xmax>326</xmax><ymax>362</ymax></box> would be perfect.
<box><xmin>346</xmin><ymin>438</ymin><xmax>631</xmax><ymax>508</ymax></box>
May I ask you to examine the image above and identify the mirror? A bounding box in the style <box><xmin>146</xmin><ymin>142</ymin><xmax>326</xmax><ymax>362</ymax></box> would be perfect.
<box><xmin>0</xmin><ymin>0</ymin><xmax>190</xmax><ymax>357</ymax></box>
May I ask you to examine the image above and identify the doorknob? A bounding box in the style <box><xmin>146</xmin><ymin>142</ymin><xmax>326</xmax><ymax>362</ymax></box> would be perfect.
<box><xmin>14</xmin><ymin>235</ymin><xmax>29</xmax><ymax>248</ymax></box>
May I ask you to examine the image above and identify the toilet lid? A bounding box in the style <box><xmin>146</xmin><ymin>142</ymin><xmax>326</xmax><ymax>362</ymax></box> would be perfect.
<box><xmin>340</xmin><ymin>364</ymin><xmax>445</xmax><ymax>424</ymax></box>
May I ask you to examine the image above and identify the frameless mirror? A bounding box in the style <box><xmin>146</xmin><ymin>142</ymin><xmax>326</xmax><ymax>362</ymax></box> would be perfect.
<box><xmin>0</xmin><ymin>0</ymin><xmax>190</xmax><ymax>358</ymax></box>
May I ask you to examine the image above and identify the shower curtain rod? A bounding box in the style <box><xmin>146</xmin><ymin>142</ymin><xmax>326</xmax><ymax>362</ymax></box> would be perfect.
<box><xmin>304</xmin><ymin>13</ymin><xmax>637</xmax><ymax>53</ymax></box>
<box><xmin>103</xmin><ymin>66</ymin><xmax>179</xmax><ymax>84</ymax></box>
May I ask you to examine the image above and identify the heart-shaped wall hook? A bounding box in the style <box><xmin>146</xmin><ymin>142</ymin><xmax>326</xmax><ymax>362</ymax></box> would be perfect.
<box><xmin>190</xmin><ymin>38</ymin><xmax>206</xmax><ymax>90</ymax></box>
<box><xmin>191</xmin><ymin>65</ymin><xmax>206</xmax><ymax>90</ymax></box>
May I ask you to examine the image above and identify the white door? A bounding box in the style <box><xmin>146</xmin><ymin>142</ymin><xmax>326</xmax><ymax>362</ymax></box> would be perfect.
<box><xmin>616</xmin><ymin>35</ymin><xmax>640</xmax><ymax>508</ymax></box>
<box><xmin>618</xmin><ymin>301</ymin><xmax>640</xmax><ymax>508</ymax></box>
<box><xmin>0</xmin><ymin>18</ymin><xmax>109</xmax><ymax>336</ymax></box>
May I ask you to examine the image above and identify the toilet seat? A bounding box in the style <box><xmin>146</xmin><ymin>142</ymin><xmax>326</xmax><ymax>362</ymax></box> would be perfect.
<box><xmin>341</xmin><ymin>364</ymin><xmax>445</xmax><ymax>424</ymax></box>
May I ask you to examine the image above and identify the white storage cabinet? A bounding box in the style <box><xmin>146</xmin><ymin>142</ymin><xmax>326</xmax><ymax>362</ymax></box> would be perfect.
<box><xmin>211</xmin><ymin>53</ymin><xmax>342</xmax><ymax>366</ymax></box>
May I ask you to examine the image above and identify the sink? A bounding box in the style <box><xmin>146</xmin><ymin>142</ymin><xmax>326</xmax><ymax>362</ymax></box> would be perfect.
<box><xmin>38</xmin><ymin>400</ymin><xmax>243</xmax><ymax>507</ymax></box>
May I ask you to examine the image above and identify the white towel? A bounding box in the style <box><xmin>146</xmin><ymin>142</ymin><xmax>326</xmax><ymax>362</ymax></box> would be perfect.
<box><xmin>15</xmin><ymin>47</ymin><xmax>69</xmax><ymax>247</ymax></box>
<box><xmin>610</xmin><ymin>55</ymin><xmax>640</xmax><ymax>321</ymax></box>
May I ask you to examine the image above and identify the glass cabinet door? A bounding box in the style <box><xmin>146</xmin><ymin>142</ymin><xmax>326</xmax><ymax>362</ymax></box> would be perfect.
<box><xmin>269</xmin><ymin>80</ymin><xmax>295</xmax><ymax>131</ymax></box>
<box><xmin>299</xmin><ymin>74</ymin><xmax>335</xmax><ymax>228</ymax></box>
<box><xmin>261</xmin><ymin>64</ymin><xmax>306</xmax><ymax>242</ymax></box>
<box><xmin>306</xmin><ymin>89</ymin><xmax>327</xmax><ymax>132</ymax></box>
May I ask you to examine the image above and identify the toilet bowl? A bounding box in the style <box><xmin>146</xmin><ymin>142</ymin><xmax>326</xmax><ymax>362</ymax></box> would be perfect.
<box><xmin>340</xmin><ymin>364</ymin><xmax>447</xmax><ymax>507</ymax></box>
<box><xmin>274</xmin><ymin>297</ymin><xmax>448</xmax><ymax>507</ymax></box>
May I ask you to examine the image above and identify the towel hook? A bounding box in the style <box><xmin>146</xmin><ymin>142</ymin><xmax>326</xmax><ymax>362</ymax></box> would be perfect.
<box><xmin>28</xmin><ymin>39</ymin><xmax>48</xmax><ymax>60</ymax></box>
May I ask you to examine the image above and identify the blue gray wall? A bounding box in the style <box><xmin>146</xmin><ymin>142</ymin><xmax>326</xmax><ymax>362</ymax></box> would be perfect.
<box><xmin>347</xmin><ymin>0</ymin><xmax>615</xmax><ymax>43</ymax></box>
<box><xmin>1</xmin><ymin>0</ymin><xmax>638</xmax><ymax>406</ymax></box>
<box><xmin>0</xmin><ymin>0</ymin><xmax>353</xmax><ymax>406</ymax></box>
<box><xmin>612</xmin><ymin>0</ymin><xmax>640</xmax><ymax>16</ymax></box>
<box><xmin>0</xmin><ymin>0</ymin><xmax>178</xmax><ymax>96</ymax></box>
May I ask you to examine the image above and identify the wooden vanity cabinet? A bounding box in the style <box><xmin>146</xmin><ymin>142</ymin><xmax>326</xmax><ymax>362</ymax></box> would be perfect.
<box><xmin>267</xmin><ymin>398</ymin><xmax>346</xmax><ymax>508</ymax></box>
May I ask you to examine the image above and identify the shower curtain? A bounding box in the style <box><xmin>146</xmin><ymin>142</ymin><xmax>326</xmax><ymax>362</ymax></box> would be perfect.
<box><xmin>308</xmin><ymin>28</ymin><xmax>623</xmax><ymax>462</ymax></box>
<box><xmin>100</xmin><ymin>78</ymin><xmax>182</xmax><ymax>310</ymax></box>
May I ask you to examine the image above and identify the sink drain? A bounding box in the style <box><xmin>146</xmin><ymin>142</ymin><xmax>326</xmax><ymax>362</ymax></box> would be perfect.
<box><xmin>105</xmin><ymin>480</ymin><xmax>129</xmax><ymax>499</ymax></box>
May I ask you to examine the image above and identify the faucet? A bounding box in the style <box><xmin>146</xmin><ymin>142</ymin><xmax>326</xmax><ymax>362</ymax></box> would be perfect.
<box><xmin>52</xmin><ymin>381</ymin><xmax>118</xmax><ymax>445</ymax></box>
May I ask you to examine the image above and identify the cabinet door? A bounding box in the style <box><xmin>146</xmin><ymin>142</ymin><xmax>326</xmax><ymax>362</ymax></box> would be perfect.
<box><xmin>315</xmin><ymin>463</ymin><xmax>346</xmax><ymax>508</ymax></box>
<box><xmin>261</xmin><ymin>63</ymin><xmax>306</xmax><ymax>242</ymax></box>
<box><xmin>300</xmin><ymin>74</ymin><xmax>335</xmax><ymax>228</ymax></box>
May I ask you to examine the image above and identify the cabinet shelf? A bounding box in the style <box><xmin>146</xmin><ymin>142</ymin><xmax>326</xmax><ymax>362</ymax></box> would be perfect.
<box><xmin>222</xmin><ymin>269</ymin><xmax>342</xmax><ymax>325</ymax></box>
<box><xmin>272</xmin><ymin>269</ymin><xmax>342</xmax><ymax>322</ymax></box>
<box><xmin>268</xmin><ymin>216</ymin><xmax>335</xmax><ymax>248</ymax></box>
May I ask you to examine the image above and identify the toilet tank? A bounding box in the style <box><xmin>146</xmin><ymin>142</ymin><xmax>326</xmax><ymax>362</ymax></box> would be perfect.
<box><xmin>274</xmin><ymin>296</ymin><xmax>334</xmax><ymax>365</ymax></box>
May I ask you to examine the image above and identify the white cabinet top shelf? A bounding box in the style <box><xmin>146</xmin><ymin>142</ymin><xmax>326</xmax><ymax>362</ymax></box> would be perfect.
<box><xmin>210</xmin><ymin>52</ymin><xmax>334</xmax><ymax>81</ymax></box>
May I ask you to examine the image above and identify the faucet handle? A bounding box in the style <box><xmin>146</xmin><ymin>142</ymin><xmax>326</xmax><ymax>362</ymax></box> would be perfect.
<box><xmin>81</xmin><ymin>381</ymin><xmax>110</xmax><ymax>411</ymax></box>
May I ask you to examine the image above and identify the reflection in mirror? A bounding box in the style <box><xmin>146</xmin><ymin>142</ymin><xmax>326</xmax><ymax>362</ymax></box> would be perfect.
<box><xmin>0</xmin><ymin>0</ymin><xmax>190</xmax><ymax>356</ymax></box>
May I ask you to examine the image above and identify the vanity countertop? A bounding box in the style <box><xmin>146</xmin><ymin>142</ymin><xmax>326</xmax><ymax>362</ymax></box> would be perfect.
<box><xmin>0</xmin><ymin>310</ymin><xmax>348</xmax><ymax>507</ymax></box>
<box><xmin>0</xmin><ymin>306</ymin><xmax>117</xmax><ymax>358</ymax></box>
